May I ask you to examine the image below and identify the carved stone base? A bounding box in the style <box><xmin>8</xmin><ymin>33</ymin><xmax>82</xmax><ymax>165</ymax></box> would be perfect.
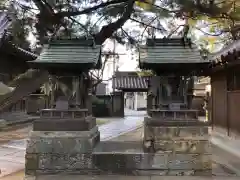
<box><xmin>142</xmin><ymin>117</ymin><xmax>211</xmax><ymax>174</ymax></box>
<box><xmin>150</xmin><ymin>109</ymin><xmax>198</xmax><ymax>120</ymax></box>
<box><xmin>25</xmin><ymin>127</ymin><xmax>100</xmax><ymax>175</ymax></box>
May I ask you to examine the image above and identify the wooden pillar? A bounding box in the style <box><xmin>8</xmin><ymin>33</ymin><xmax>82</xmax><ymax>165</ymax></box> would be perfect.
<box><xmin>85</xmin><ymin>78</ymin><xmax>92</xmax><ymax>115</ymax></box>
<box><xmin>75</xmin><ymin>76</ymin><xmax>80</xmax><ymax>107</ymax></box>
<box><xmin>50</xmin><ymin>78</ymin><xmax>56</xmax><ymax>108</ymax></box>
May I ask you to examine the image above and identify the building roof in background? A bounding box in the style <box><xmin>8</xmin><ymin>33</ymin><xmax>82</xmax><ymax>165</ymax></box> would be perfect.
<box><xmin>0</xmin><ymin>82</ymin><xmax>14</xmax><ymax>95</ymax></box>
<box><xmin>210</xmin><ymin>40</ymin><xmax>240</xmax><ymax>62</ymax></box>
<box><xmin>0</xmin><ymin>11</ymin><xmax>37</xmax><ymax>61</ymax></box>
<box><xmin>112</xmin><ymin>71</ymin><xmax>150</xmax><ymax>92</ymax></box>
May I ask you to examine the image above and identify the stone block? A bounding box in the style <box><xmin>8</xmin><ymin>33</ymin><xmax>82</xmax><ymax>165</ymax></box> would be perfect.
<box><xmin>40</xmin><ymin>109</ymin><xmax>88</xmax><ymax>119</ymax></box>
<box><xmin>38</xmin><ymin>153</ymin><xmax>93</xmax><ymax>170</ymax></box>
<box><xmin>25</xmin><ymin>169</ymin><xmax>36</xmax><ymax>176</ymax></box>
<box><xmin>30</xmin><ymin>126</ymin><xmax>99</xmax><ymax>137</ymax></box>
<box><xmin>25</xmin><ymin>154</ymin><xmax>39</xmax><ymax>170</ymax></box>
<box><xmin>92</xmin><ymin>153</ymin><xmax>168</xmax><ymax>170</ymax></box>
<box><xmin>151</xmin><ymin>110</ymin><xmax>198</xmax><ymax>120</ymax></box>
<box><xmin>144</xmin><ymin>126</ymin><xmax>209</xmax><ymax>141</ymax></box>
<box><xmin>166</xmin><ymin>154</ymin><xmax>212</xmax><ymax>170</ymax></box>
<box><xmin>92</xmin><ymin>152</ymin><xmax>211</xmax><ymax>171</ymax></box>
<box><xmin>33</xmin><ymin>119</ymin><xmax>95</xmax><ymax>131</ymax></box>
<box><xmin>26</xmin><ymin>130</ymin><xmax>100</xmax><ymax>154</ymax></box>
<box><xmin>153</xmin><ymin>139</ymin><xmax>211</xmax><ymax>153</ymax></box>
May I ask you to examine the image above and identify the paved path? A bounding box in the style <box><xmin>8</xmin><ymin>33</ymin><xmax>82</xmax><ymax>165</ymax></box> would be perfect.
<box><xmin>99</xmin><ymin>109</ymin><xmax>145</xmax><ymax>140</ymax></box>
<box><xmin>0</xmin><ymin>109</ymin><xmax>146</xmax><ymax>177</ymax></box>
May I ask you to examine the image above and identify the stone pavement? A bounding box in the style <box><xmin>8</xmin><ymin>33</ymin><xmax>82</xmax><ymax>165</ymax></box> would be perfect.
<box><xmin>211</xmin><ymin>130</ymin><xmax>240</xmax><ymax>159</ymax></box>
<box><xmin>0</xmin><ymin>110</ymin><xmax>145</xmax><ymax>178</ymax></box>
<box><xmin>211</xmin><ymin>130</ymin><xmax>240</xmax><ymax>176</ymax></box>
<box><xmin>24</xmin><ymin>175</ymin><xmax>240</xmax><ymax>180</ymax></box>
<box><xmin>1</xmin><ymin>110</ymin><xmax>240</xmax><ymax>178</ymax></box>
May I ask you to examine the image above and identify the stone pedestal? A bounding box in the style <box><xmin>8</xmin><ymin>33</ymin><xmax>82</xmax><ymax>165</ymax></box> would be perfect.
<box><xmin>143</xmin><ymin>109</ymin><xmax>212</xmax><ymax>176</ymax></box>
<box><xmin>25</xmin><ymin>109</ymin><xmax>100</xmax><ymax>175</ymax></box>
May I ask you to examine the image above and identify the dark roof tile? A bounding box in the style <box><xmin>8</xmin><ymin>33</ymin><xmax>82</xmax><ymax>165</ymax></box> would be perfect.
<box><xmin>140</xmin><ymin>38</ymin><xmax>205</xmax><ymax>64</ymax></box>
<box><xmin>32</xmin><ymin>39</ymin><xmax>101</xmax><ymax>66</ymax></box>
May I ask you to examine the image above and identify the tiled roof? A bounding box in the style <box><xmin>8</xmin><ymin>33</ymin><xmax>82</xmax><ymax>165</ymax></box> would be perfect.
<box><xmin>210</xmin><ymin>40</ymin><xmax>240</xmax><ymax>62</ymax></box>
<box><xmin>112</xmin><ymin>71</ymin><xmax>150</xmax><ymax>91</ymax></box>
<box><xmin>32</xmin><ymin>38</ymin><xmax>101</xmax><ymax>67</ymax></box>
<box><xmin>0</xmin><ymin>11</ymin><xmax>37</xmax><ymax>60</ymax></box>
<box><xmin>6</xmin><ymin>44</ymin><xmax>38</xmax><ymax>60</ymax></box>
<box><xmin>0</xmin><ymin>11</ymin><xmax>11</xmax><ymax>38</ymax></box>
<box><xmin>139</xmin><ymin>38</ymin><xmax>205</xmax><ymax>64</ymax></box>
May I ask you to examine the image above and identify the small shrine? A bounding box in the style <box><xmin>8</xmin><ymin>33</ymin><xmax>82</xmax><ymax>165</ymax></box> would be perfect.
<box><xmin>25</xmin><ymin>37</ymin><xmax>102</xmax><ymax>175</ymax></box>
<box><xmin>139</xmin><ymin>38</ymin><xmax>212</xmax><ymax>175</ymax></box>
<box><xmin>24</xmin><ymin>37</ymin><xmax>212</xmax><ymax>177</ymax></box>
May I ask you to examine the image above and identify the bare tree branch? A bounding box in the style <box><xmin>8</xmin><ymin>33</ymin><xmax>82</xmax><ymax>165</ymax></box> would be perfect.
<box><xmin>140</xmin><ymin>16</ymin><xmax>158</xmax><ymax>41</ymax></box>
<box><xmin>68</xmin><ymin>17</ymin><xmax>92</xmax><ymax>35</ymax></box>
<box><xmin>57</xmin><ymin>0</ymin><xmax>129</xmax><ymax>18</ymax></box>
<box><xmin>195</xmin><ymin>26</ymin><xmax>224</xmax><ymax>36</ymax></box>
<box><xmin>94</xmin><ymin>0</ymin><xmax>135</xmax><ymax>44</ymax></box>
<box><xmin>130</xmin><ymin>18</ymin><xmax>166</xmax><ymax>32</ymax></box>
<box><xmin>167</xmin><ymin>24</ymin><xmax>184</xmax><ymax>38</ymax></box>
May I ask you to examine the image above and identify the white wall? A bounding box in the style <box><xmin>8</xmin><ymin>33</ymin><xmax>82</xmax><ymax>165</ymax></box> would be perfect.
<box><xmin>125</xmin><ymin>92</ymin><xmax>147</xmax><ymax>110</ymax></box>
<box><xmin>135</xmin><ymin>92</ymin><xmax>147</xmax><ymax>110</ymax></box>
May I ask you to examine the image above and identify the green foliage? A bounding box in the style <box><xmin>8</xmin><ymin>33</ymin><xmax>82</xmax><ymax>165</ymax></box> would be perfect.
<box><xmin>3</xmin><ymin>0</ymin><xmax>240</xmax><ymax>51</ymax></box>
<box><xmin>137</xmin><ymin>70</ymin><xmax>154</xmax><ymax>76</ymax></box>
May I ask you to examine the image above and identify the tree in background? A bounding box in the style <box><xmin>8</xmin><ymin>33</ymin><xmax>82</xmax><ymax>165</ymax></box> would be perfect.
<box><xmin>0</xmin><ymin>1</ymin><xmax>32</xmax><ymax>50</ymax></box>
<box><xmin>4</xmin><ymin>0</ymin><xmax>239</xmax><ymax>50</ymax></box>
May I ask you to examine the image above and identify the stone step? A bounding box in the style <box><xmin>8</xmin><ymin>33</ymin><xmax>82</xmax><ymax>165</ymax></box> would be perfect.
<box><xmin>29</xmin><ymin>169</ymin><xmax>212</xmax><ymax>176</ymax></box>
<box><xmin>26</xmin><ymin>152</ymin><xmax>212</xmax><ymax>175</ymax></box>
<box><xmin>25</xmin><ymin>141</ymin><xmax>212</xmax><ymax>176</ymax></box>
<box><xmin>92</xmin><ymin>152</ymin><xmax>211</xmax><ymax>171</ymax></box>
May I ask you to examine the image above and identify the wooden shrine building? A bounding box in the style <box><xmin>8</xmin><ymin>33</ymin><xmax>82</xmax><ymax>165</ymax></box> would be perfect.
<box><xmin>139</xmin><ymin>38</ymin><xmax>212</xmax><ymax>176</ymax></box>
<box><xmin>0</xmin><ymin>11</ymin><xmax>37</xmax><ymax>84</ymax></box>
<box><xmin>209</xmin><ymin>40</ymin><xmax>240</xmax><ymax>136</ymax></box>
